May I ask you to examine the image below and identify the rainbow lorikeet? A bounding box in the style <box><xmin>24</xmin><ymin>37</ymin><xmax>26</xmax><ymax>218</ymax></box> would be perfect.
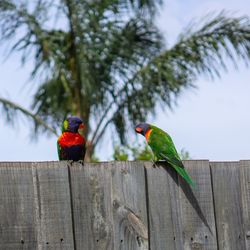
<box><xmin>135</xmin><ymin>123</ymin><xmax>195</xmax><ymax>186</ymax></box>
<box><xmin>57</xmin><ymin>116</ymin><xmax>86</xmax><ymax>161</ymax></box>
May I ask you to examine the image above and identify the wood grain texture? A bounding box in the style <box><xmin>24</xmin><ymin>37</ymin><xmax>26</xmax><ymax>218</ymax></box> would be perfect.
<box><xmin>70</xmin><ymin>161</ymin><xmax>148</xmax><ymax>250</ymax></box>
<box><xmin>69</xmin><ymin>162</ymin><xmax>114</xmax><ymax>250</ymax></box>
<box><xmin>32</xmin><ymin>161</ymin><xmax>75</xmax><ymax>250</ymax></box>
<box><xmin>0</xmin><ymin>162</ymin><xmax>36</xmax><ymax>250</ymax></box>
<box><xmin>240</xmin><ymin>160</ymin><xmax>250</xmax><ymax>250</ymax></box>
<box><xmin>146</xmin><ymin>161</ymin><xmax>218</xmax><ymax>250</ymax></box>
<box><xmin>111</xmin><ymin>161</ymin><xmax>148</xmax><ymax>250</ymax></box>
<box><xmin>0</xmin><ymin>160</ymin><xmax>249</xmax><ymax>250</ymax></box>
<box><xmin>145</xmin><ymin>162</ymin><xmax>183</xmax><ymax>250</ymax></box>
<box><xmin>180</xmin><ymin>160</ymin><xmax>217</xmax><ymax>250</ymax></box>
<box><xmin>211</xmin><ymin>161</ymin><xmax>246</xmax><ymax>250</ymax></box>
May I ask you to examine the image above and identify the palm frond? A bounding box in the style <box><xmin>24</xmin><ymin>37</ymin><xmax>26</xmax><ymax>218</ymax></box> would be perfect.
<box><xmin>98</xmin><ymin>12</ymin><xmax>250</xmax><ymax>143</ymax></box>
<box><xmin>31</xmin><ymin>75</ymin><xmax>73</xmax><ymax>124</ymax></box>
<box><xmin>0</xmin><ymin>96</ymin><xmax>58</xmax><ymax>135</ymax></box>
<box><xmin>106</xmin><ymin>16</ymin><xmax>163</xmax><ymax>73</ymax></box>
<box><xmin>118</xmin><ymin>0</ymin><xmax>163</xmax><ymax>15</ymax></box>
<box><xmin>0</xmin><ymin>1</ymin><xmax>68</xmax><ymax>76</ymax></box>
<box><xmin>163</xmin><ymin>12</ymin><xmax>250</xmax><ymax>79</ymax></box>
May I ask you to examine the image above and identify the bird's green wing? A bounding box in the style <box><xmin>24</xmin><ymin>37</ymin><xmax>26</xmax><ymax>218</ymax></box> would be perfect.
<box><xmin>57</xmin><ymin>141</ymin><xmax>62</xmax><ymax>160</ymax></box>
<box><xmin>159</xmin><ymin>152</ymin><xmax>195</xmax><ymax>187</ymax></box>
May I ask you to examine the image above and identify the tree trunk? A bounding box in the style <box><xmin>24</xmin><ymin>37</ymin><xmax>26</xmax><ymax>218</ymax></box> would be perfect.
<box><xmin>79</xmin><ymin>104</ymin><xmax>93</xmax><ymax>162</ymax></box>
<box><xmin>84</xmin><ymin>141</ymin><xmax>94</xmax><ymax>162</ymax></box>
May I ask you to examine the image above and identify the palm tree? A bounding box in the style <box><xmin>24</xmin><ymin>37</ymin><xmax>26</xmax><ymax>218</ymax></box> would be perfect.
<box><xmin>1</xmin><ymin>0</ymin><xmax>250</xmax><ymax>159</ymax></box>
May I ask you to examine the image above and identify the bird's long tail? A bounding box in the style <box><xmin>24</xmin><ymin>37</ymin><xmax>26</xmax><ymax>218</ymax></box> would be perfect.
<box><xmin>173</xmin><ymin>164</ymin><xmax>195</xmax><ymax>187</ymax></box>
<box><xmin>159</xmin><ymin>152</ymin><xmax>195</xmax><ymax>187</ymax></box>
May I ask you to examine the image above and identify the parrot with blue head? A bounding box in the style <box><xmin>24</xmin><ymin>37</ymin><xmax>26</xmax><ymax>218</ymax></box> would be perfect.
<box><xmin>57</xmin><ymin>116</ymin><xmax>86</xmax><ymax>161</ymax></box>
<box><xmin>135</xmin><ymin>123</ymin><xmax>194</xmax><ymax>187</ymax></box>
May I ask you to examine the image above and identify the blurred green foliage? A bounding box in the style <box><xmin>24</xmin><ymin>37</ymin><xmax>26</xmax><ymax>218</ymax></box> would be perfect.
<box><xmin>112</xmin><ymin>143</ymin><xmax>153</xmax><ymax>161</ymax></box>
<box><xmin>112</xmin><ymin>143</ymin><xmax>191</xmax><ymax>161</ymax></box>
<box><xmin>179</xmin><ymin>149</ymin><xmax>192</xmax><ymax>160</ymax></box>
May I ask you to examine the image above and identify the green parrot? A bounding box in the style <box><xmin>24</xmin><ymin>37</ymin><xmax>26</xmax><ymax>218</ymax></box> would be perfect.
<box><xmin>135</xmin><ymin>123</ymin><xmax>195</xmax><ymax>187</ymax></box>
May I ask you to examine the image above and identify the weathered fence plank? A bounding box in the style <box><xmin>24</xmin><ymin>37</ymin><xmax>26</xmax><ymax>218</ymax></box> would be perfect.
<box><xmin>239</xmin><ymin>160</ymin><xmax>250</xmax><ymax>250</ymax></box>
<box><xmin>111</xmin><ymin>161</ymin><xmax>148</xmax><ymax>250</ymax></box>
<box><xmin>145</xmin><ymin>162</ymin><xmax>183</xmax><ymax>250</ymax></box>
<box><xmin>0</xmin><ymin>162</ymin><xmax>75</xmax><ymax>250</ymax></box>
<box><xmin>180</xmin><ymin>160</ymin><xmax>217</xmax><ymax>250</ymax></box>
<box><xmin>0</xmin><ymin>162</ymin><xmax>36</xmax><ymax>250</ymax></box>
<box><xmin>70</xmin><ymin>161</ymin><xmax>148</xmax><ymax>250</ymax></box>
<box><xmin>145</xmin><ymin>161</ymin><xmax>218</xmax><ymax>250</ymax></box>
<box><xmin>69</xmin><ymin>162</ymin><xmax>113</xmax><ymax>250</ymax></box>
<box><xmin>32</xmin><ymin>161</ymin><xmax>75</xmax><ymax>250</ymax></box>
<box><xmin>211</xmin><ymin>161</ymin><xmax>246</xmax><ymax>250</ymax></box>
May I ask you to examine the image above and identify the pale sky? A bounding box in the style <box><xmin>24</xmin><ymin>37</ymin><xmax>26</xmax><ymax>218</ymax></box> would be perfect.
<box><xmin>0</xmin><ymin>0</ymin><xmax>250</xmax><ymax>161</ymax></box>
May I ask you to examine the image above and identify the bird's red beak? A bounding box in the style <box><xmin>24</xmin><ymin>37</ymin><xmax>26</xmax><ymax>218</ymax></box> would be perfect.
<box><xmin>135</xmin><ymin>127</ymin><xmax>142</xmax><ymax>133</ymax></box>
<box><xmin>79</xmin><ymin>123</ymin><xmax>84</xmax><ymax>129</ymax></box>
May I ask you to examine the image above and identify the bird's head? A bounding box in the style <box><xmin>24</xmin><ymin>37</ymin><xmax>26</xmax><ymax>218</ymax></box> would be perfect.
<box><xmin>135</xmin><ymin>123</ymin><xmax>150</xmax><ymax>137</ymax></box>
<box><xmin>63</xmin><ymin>116</ymin><xmax>84</xmax><ymax>133</ymax></box>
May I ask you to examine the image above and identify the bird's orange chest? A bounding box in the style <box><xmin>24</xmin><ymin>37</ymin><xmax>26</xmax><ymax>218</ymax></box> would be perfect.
<box><xmin>58</xmin><ymin>132</ymin><xmax>85</xmax><ymax>147</ymax></box>
<box><xmin>145</xmin><ymin>129</ymin><xmax>153</xmax><ymax>142</ymax></box>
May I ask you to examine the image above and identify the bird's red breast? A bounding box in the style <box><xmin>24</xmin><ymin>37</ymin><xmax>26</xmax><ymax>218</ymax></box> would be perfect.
<box><xmin>58</xmin><ymin>132</ymin><xmax>85</xmax><ymax>147</ymax></box>
<box><xmin>145</xmin><ymin>129</ymin><xmax>153</xmax><ymax>142</ymax></box>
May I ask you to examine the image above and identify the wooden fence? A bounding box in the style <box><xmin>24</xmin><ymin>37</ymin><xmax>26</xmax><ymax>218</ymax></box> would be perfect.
<box><xmin>0</xmin><ymin>161</ymin><xmax>249</xmax><ymax>250</ymax></box>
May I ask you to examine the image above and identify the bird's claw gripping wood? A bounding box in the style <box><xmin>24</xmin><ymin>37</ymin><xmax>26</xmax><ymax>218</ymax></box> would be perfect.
<box><xmin>152</xmin><ymin>162</ymin><xmax>157</xmax><ymax>168</ymax></box>
<box><xmin>68</xmin><ymin>160</ymin><xmax>74</xmax><ymax>165</ymax></box>
<box><xmin>78</xmin><ymin>160</ymin><xmax>85</xmax><ymax>166</ymax></box>
<box><xmin>149</xmin><ymin>158</ymin><xmax>157</xmax><ymax>168</ymax></box>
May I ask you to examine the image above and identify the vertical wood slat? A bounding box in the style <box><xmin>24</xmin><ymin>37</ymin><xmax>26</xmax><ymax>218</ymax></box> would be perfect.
<box><xmin>32</xmin><ymin>161</ymin><xmax>75</xmax><ymax>250</ymax></box>
<box><xmin>0</xmin><ymin>162</ymin><xmax>75</xmax><ymax>250</ymax></box>
<box><xmin>145</xmin><ymin>162</ymin><xmax>183</xmax><ymax>250</ymax></box>
<box><xmin>211</xmin><ymin>161</ymin><xmax>246</xmax><ymax>250</ymax></box>
<box><xmin>0</xmin><ymin>162</ymin><xmax>36</xmax><ymax>250</ymax></box>
<box><xmin>239</xmin><ymin>161</ymin><xmax>250</xmax><ymax>250</ymax></box>
<box><xmin>69</xmin><ymin>161</ymin><xmax>149</xmax><ymax>250</ymax></box>
<box><xmin>145</xmin><ymin>161</ymin><xmax>218</xmax><ymax>250</ymax></box>
<box><xmin>69</xmin><ymin>162</ymin><xmax>113</xmax><ymax>250</ymax></box>
<box><xmin>112</xmin><ymin>162</ymin><xmax>148</xmax><ymax>250</ymax></box>
<box><xmin>181</xmin><ymin>161</ymin><xmax>218</xmax><ymax>250</ymax></box>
